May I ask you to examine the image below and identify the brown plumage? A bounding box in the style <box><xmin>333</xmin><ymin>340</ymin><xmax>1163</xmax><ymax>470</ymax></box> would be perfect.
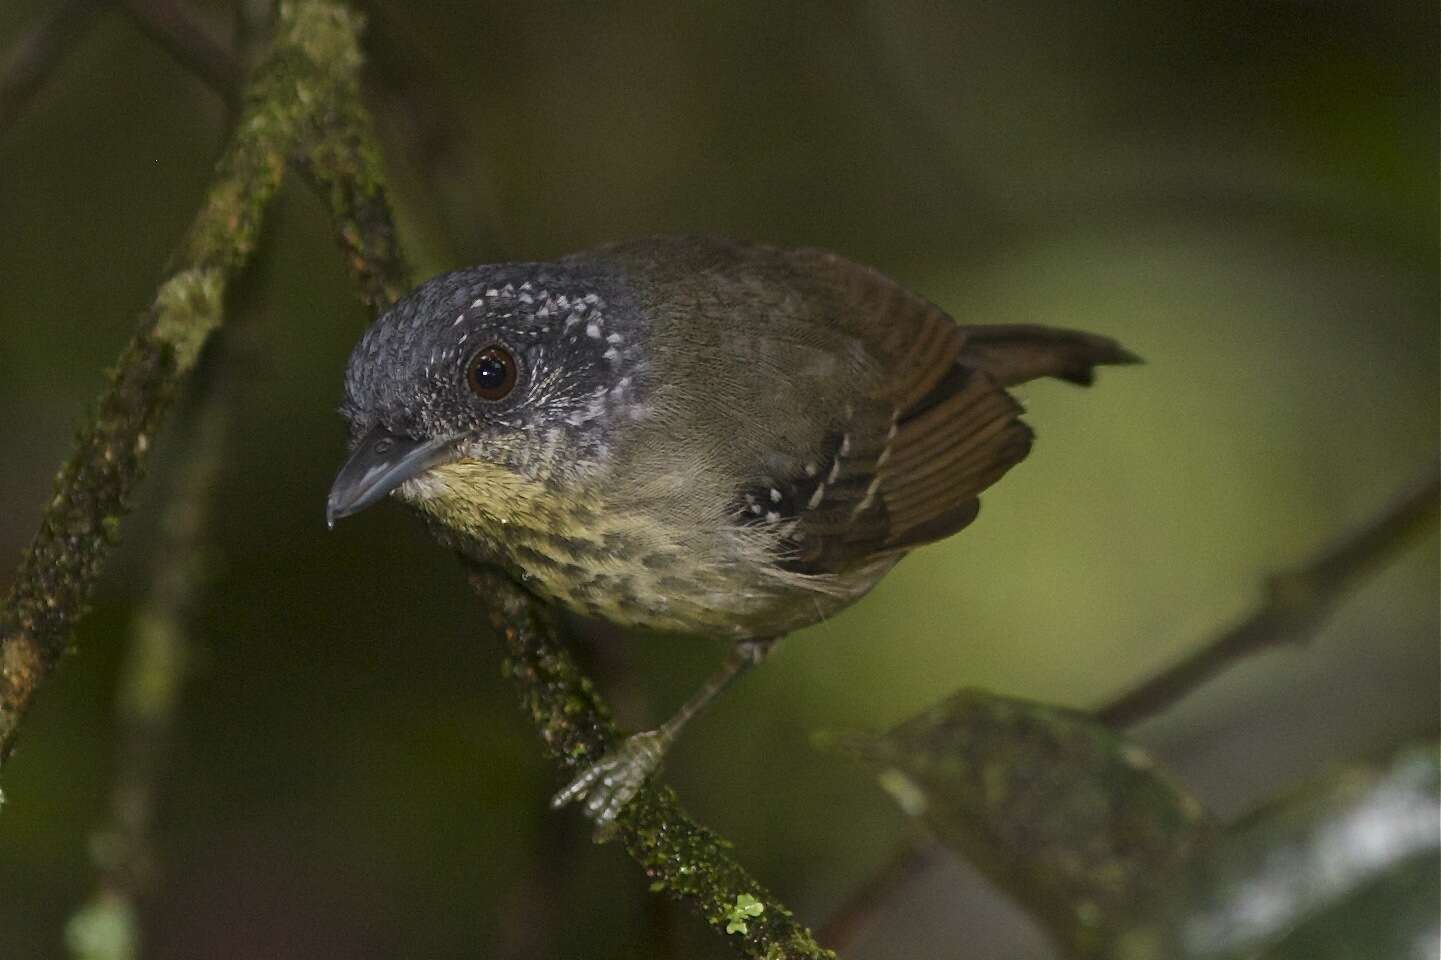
<box><xmin>331</xmin><ymin>234</ymin><xmax>1138</xmax><ymax>828</ymax></box>
<box><xmin>560</xmin><ymin>237</ymin><xmax>1138</xmax><ymax>628</ymax></box>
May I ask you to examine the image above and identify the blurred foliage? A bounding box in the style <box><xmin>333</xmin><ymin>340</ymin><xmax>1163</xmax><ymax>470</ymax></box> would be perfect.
<box><xmin>0</xmin><ymin>1</ymin><xmax>1435</xmax><ymax>958</ymax></box>
<box><xmin>843</xmin><ymin>691</ymin><xmax>1438</xmax><ymax>960</ymax></box>
<box><xmin>828</xmin><ymin>689</ymin><xmax>1215</xmax><ymax>957</ymax></box>
<box><xmin>1164</xmin><ymin>742</ymin><xmax>1439</xmax><ymax>960</ymax></box>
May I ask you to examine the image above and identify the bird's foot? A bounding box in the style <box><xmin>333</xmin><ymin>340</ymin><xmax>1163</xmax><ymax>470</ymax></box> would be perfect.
<box><xmin>552</xmin><ymin>729</ymin><xmax>668</xmax><ymax>841</ymax></box>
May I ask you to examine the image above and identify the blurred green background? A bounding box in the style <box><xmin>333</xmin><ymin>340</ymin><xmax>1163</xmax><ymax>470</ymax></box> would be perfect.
<box><xmin>0</xmin><ymin>1</ymin><xmax>1435</xmax><ymax>958</ymax></box>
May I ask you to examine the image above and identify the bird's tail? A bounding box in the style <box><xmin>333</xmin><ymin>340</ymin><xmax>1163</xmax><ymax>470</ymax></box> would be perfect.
<box><xmin>959</xmin><ymin>325</ymin><xmax>1141</xmax><ymax>387</ymax></box>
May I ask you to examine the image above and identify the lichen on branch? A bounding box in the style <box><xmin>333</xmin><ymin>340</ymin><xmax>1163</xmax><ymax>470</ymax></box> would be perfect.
<box><xmin>471</xmin><ymin>566</ymin><xmax>837</xmax><ymax>960</ymax></box>
<box><xmin>2</xmin><ymin>4</ymin><xmax>834</xmax><ymax>956</ymax></box>
<box><xmin>0</xmin><ymin>0</ymin><xmax>375</xmax><ymax>765</ymax></box>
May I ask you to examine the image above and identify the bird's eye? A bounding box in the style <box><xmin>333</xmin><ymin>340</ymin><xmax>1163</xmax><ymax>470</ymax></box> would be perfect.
<box><xmin>466</xmin><ymin>345</ymin><xmax>519</xmax><ymax>401</ymax></box>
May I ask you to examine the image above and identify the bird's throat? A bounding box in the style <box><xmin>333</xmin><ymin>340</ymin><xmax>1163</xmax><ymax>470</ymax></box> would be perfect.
<box><xmin>399</xmin><ymin>458</ymin><xmax>573</xmax><ymax>543</ymax></box>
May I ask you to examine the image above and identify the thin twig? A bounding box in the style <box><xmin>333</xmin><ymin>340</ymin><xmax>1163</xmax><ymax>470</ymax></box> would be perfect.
<box><xmin>818</xmin><ymin>467</ymin><xmax>1440</xmax><ymax>951</ymax></box>
<box><xmin>63</xmin><ymin>352</ymin><xmax>236</xmax><ymax>960</ymax></box>
<box><xmin>101</xmin><ymin>0</ymin><xmax>406</xmax><ymax>309</ymax></box>
<box><xmin>1097</xmin><ymin>469</ymin><xmax>1439</xmax><ymax>728</ymax></box>
<box><xmin>113</xmin><ymin>0</ymin><xmax>244</xmax><ymax>109</ymax></box>
<box><xmin>0</xmin><ymin>0</ymin><xmax>103</xmax><ymax>137</ymax></box>
<box><xmin>0</xmin><ymin>0</ymin><xmax>374</xmax><ymax>767</ymax></box>
<box><xmin>817</xmin><ymin>837</ymin><xmax>940</xmax><ymax>951</ymax></box>
<box><xmin>472</xmin><ymin>566</ymin><xmax>838</xmax><ymax>960</ymax></box>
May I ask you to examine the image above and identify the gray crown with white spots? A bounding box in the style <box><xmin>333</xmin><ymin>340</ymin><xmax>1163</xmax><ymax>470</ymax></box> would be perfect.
<box><xmin>341</xmin><ymin>262</ymin><xmax>650</xmax><ymax>464</ymax></box>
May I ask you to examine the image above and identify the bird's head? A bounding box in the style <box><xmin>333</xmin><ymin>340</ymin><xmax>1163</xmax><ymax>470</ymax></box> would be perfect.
<box><xmin>326</xmin><ymin>265</ymin><xmax>647</xmax><ymax>530</ymax></box>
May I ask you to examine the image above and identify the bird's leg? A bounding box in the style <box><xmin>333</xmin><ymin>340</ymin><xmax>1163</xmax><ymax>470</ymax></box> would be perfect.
<box><xmin>552</xmin><ymin>637</ymin><xmax>777</xmax><ymax>839</ymax></box>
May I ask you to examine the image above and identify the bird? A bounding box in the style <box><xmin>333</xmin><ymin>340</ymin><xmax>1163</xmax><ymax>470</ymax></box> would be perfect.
<box><xmin>327</xmin><ymin>234</ymin><xmax>1137</xmax><ymax>833</ymax></box>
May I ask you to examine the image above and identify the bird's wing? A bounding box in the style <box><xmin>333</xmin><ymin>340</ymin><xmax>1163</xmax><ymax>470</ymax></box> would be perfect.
<box><xmin>737</xmin><ymin>246</ymin><xmax>1137</xmax><ymax>575</ymax></box>
<box><xmin>586</xmin><ymin>236</ymin><xmax>1135</xmax><ymax>575</ymax></box>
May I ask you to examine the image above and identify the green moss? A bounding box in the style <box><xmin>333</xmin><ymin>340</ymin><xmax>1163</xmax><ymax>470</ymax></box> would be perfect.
<box><xmin>151</xmin><ymin>269</ymin><xmax>225</xmax><ymax>371</ymax></box>
<box><xmin>726</xmin><ymin>894</ymin><xmax>765</xmax><ymax>934</ymax></box>
<box><xmin>1</xmin><ymin>0</ymin><xmax>393</xmax><ymax>765</ymax></box>
<box><xmin>471</xmin><ymin>566</ymin><xmax>837</xmax><ymax>958</ymax></box>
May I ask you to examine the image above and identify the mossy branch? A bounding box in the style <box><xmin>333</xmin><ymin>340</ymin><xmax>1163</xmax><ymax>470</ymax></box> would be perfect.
<box><xmin>0</xmin><ymin>0</ymin><xmax>375</xmax><ymax>765</ymax></box>
<box><xmin>65</xmin><ymin>359</ymin><xmax>235</xmax><ymax>960</ymax></box>
<box><xmin>819</xmin><ymin>468</ymin><xmax>1440</xmax><ymax>952</ymax></box>
<box><xmin>471</xmin><ymin>567</ymin><xmax>837</xmax><ymax>960</ymax></box>
<box><xmin>3</xmin><ymin>3</ymin><xmax>833</xmax><ymax>956</ymax></box>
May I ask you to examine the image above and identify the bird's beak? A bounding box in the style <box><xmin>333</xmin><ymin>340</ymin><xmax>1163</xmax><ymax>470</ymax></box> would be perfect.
<box><xmin>326</xmin><ymin>427</ymin><xmax>458</xmax><ymax>528</ymax></box>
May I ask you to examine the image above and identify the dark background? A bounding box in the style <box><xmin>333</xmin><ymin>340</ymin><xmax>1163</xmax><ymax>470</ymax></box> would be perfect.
<box><xmin>1</xmin><ymin>1</ymin><xmax>1436</xmax><ymax>957</ymax></box>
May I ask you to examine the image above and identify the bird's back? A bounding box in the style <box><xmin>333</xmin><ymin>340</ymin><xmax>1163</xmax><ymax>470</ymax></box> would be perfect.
<box><xmin>539</xmin><ymin>236</ymin><xmax>1134</xmax><ymax>635</ymax></box>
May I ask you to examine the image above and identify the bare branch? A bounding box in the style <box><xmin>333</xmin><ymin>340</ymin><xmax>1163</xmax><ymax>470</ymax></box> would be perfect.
<box><xmin>820</xmin><ymin>467</ymin><xmax>1439</xmax><ymax>949</ymax></box>
<box><xmin>0</xmin><ymin>0</ymin><xmax>372</xmax><ymax>767</ymax></box>
<box><xmin>64</xmin><ymin>358</ymin><xmax>235</xmax><ymax>960</ymax></box>
<box><xmin>0</xmin><ymin>0</ymin><xmax>103</xmax><ymax>137</ymax></box>
<box><xmin>113</xmin><ymin>0</ymin><xmax>244</xmax><ymax>109</ymax></box>
<box><xmin>109</xmin><ymin>0</ymin><xmax>407</xmax><ymax>308</ymax></box>
<box><xmin>1097</xmin><ymin>469</ymin><xmax>1439</xmax><ymax>728</ymax></box>
<box><xmin>817</xmin><ymin>837</ymin><xmax>940</xmax><ymax>952</ymax></box>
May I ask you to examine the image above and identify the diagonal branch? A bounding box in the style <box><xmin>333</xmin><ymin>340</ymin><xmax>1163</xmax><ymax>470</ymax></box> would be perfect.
<box><xmin>818</xmin><ymin>466</ymin><xmax>1440</xmax><ymax>951</ymax></box>
<box><xmin>3</xmin><ymin>3</ymin><xmax>832</xmax><ymax>955</ymax></box>
<box><xmin>64</xmin><ymin>353</ymin><xmax>235</xmax><ymax>960</ymax></box>
<box><xmin>0</xmin><ymin>0</ymin><xmax>103</xmax><ymax>137</ymax></box>
<box><xmin>471</xmin><ymin>567</ymin><xmax>837</xmax><ymax>960</ymax></box>
<box><xmin>1097</xmin><ymin>468</ymin><xmax>1439</xmax><ymax>728</ymax></box>
<box><xmin>0</xmin><ymin>0</ymin><xmax>374</xmax><ymax>767</ymax></box>
<box><xmin>113</xmin><ymin>0</ymin><xmax>245</xmax><ymax>110</ymax></box>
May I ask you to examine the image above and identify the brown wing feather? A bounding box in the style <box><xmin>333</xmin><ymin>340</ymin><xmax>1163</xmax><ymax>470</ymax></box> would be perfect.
<box><xmin>774</xmin><ymin>249</ymin><xmax>1136</xmax><ymax>572</ymax></box>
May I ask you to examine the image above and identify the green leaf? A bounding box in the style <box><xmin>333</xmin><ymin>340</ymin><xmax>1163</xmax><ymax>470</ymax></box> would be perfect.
<box><xmin>725</xmin><ymin>892</ymin><xmax>765</xmax><ymax>934</ymax></box>
<box><xmin>826</xmin><ymin>688</ymin><xmax>1215</xmax><ymax>958</ymax></box>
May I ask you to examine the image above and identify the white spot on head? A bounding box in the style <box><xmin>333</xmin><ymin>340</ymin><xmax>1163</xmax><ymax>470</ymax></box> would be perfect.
<box><xmin>602</xmin><ymin>347</ymin><xmax>619</xmax><ymax>361</ymax></box>
<box><xmin>765</xmin><ymin>510</ymin><xmax>780</xmax><ymax>522</ymax></box>
<box><xmin>769</xmin><ymin>488</ymin><xmax>782</xmax><ymax>503</ymax></box>
<box><xmin>586</xmin><ymin>323</ymin><xmax>601</xmax><ymax>338</ymax></box>
<box><xmin>606</xmin><ymin>332</ymin><xmax>623</xmax><ymax>344</ymax></box>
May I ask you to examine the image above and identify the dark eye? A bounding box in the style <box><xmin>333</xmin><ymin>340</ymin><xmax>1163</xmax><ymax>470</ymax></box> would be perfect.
<box><xmin>466</xmin><ymin>345</ymin><xmax>518</xmax><ymax>401</ymax></box>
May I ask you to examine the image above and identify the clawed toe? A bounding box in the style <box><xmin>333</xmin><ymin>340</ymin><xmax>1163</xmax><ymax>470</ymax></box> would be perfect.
<box><xmin>552</xmin><ymin>730</ymin><xmax>668</xmax><ymax>839</ymax></box>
